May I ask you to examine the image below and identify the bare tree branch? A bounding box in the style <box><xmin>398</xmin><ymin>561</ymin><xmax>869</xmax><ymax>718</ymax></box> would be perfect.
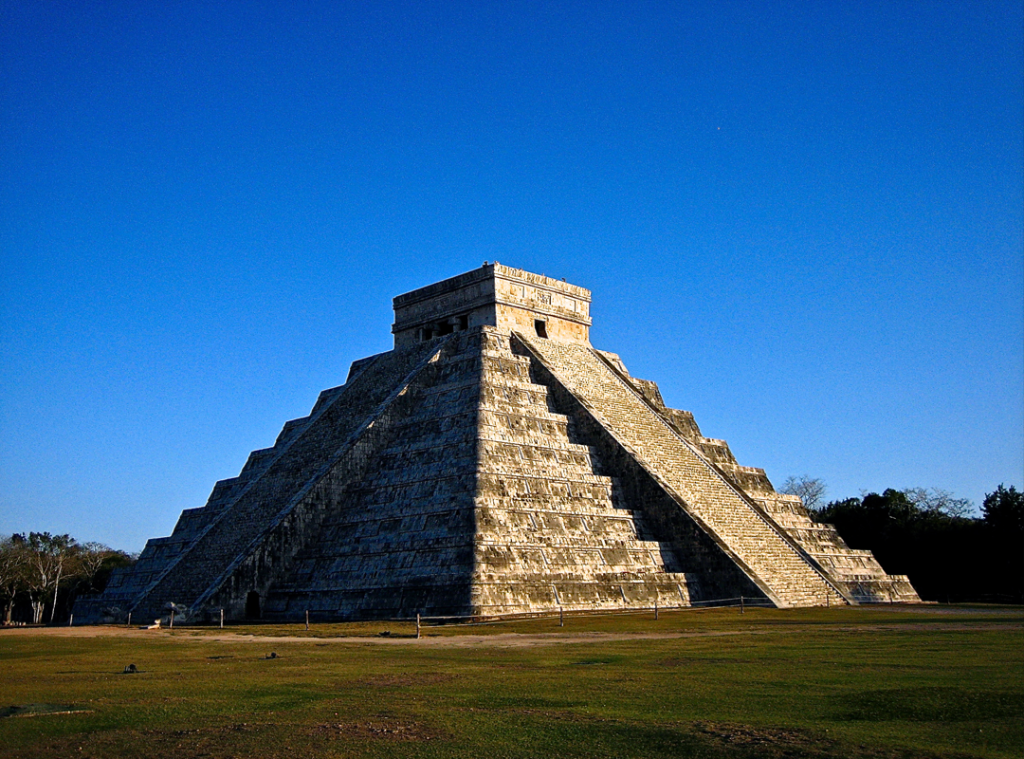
<box><xmin>780</xmin><ymin>475</ymin><xmax>828</xmax><ymax>512</ymax></box>
<box><xmin>901</xmin><ymin>487</ymin><xmax>974</xmax><ymax>518</ymax></box>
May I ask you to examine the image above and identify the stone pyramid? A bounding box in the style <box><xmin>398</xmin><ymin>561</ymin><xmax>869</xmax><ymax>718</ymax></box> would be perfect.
<box><xmin>80</xmin><ymin>264</ymin><xmax>919</xmax><ymax>624</ymax></box>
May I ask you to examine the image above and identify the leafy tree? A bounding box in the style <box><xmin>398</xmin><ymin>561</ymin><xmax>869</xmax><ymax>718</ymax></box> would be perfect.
<box><xmin>780</xmin><ymin>475</ymin><xmax>827</xmax><ymax>512</ymax></box>
<box><xmin>981</xmin><ymin>485</ymin><xmax>1024</xmax><ymax>602</ymax></box>
<box><xmin>0</xmin><ymin>535</ymin><xmax>29</xmax><ymax>624</ymax></box>
<box><xmin>1</xmin><ymin>533</ymin><xmax>135</xmax><ymax>624</ymax></box>
<box><xmin>21</xmin><ymin>532</ymin><xmax>77</xmax><ymax>624</ymax></box>
<box><xmin>63</xmin><ymin>543</ymin><xmax>135</xmax><ymax>620</ymax></box>
<box><xmin>814</xmin><ymin>486</ymin><xmax>1021</xmax><ymax>603</ymax></box>
<box><xmin>982</xmin><ymin>485</ymin><xmax>1024</xmax><ymax>534</ymax></box>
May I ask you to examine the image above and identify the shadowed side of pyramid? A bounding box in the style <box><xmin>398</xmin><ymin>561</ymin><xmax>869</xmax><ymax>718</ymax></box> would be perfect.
<box><xmin>261</xmin><ymin>331</ymin><xmax>485</xmax><ymax>620</ymax></box>
<box><xmin>77</xmin><ymin>336</ymin><xmax>466</xmax><ymax>623</ymax></box>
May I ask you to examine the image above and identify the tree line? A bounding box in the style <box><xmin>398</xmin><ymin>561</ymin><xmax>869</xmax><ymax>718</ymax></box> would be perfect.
<box><xmin>783</xmin><ymin>478</ymin><xmax>1024</xmax><ymax>603</ymax></box>
<box><xmin>0</xmin><ymin>532</ymin><xmax>134</xmax><ymax>625</ymax></box>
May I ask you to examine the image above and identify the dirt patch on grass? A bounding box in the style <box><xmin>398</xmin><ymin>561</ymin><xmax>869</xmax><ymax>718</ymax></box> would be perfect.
<box><xmin>11</xmin><ymin>719</ymin><xmax>447</xmax><ymax>759</ymax></box>
<box><xmin>694</xmin><ymin>720</ymin><xmax>831</xmax><ymax>750</ymax></box>
<box><xmin>690</xmin><ymin>721</ymin><xmax>987</xmax><ymax>759</ymax></box>
<box><xmin>309</xmin><ymin>717</ymin><xmax>448</xmax><ymax>742</ymax></box>
<box><xmin>355</xmin><ymin>672</ymin><xmax>456</xmax><ymax>687</ymax></box>
<box><xmin>12</xmin><ymin>723</ymin><xmax>299</xmax><ymax>759</ymax></box>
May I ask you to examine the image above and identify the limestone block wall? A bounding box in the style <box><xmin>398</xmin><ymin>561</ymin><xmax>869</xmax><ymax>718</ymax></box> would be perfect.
<box><xmin>392</xmin><ymin>263</ymin><xmax>592</xmax><ymax>347</ymax></box>
<box><xmin>494</xmin><ymin>305</ymin><xmax>590</xmax><ymax>346</ymax></box>
<box><xmin>392</xmin><ymin>267</ymin><xmax>498</xmax><ymax>347</ymax></box>
<box><xmin>490</xmin><ymin>264</ymin><xmax>592</xmax><ymax>345</ymax></box>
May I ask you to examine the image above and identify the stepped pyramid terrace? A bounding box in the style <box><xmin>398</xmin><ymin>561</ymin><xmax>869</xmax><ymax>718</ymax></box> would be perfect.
<box><xmin>77</xmin><ymin>264</ymin><xmax>920</xmax><ymax>624</ymax></box>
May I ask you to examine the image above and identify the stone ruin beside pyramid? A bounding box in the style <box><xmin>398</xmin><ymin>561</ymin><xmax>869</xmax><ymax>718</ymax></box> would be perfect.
<box><xmin>78</xmin><ymin>264</ymin><xmax>919</xmax><ymax>624</ymax></box>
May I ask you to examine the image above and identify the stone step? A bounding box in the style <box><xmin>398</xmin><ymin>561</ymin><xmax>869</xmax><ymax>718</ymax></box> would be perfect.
<box><xmin>478</xmin><ymin>406</ymin><xmax>570</xmax><ymax>426</ymax></box>
<box><xmin>479</xmin><ymin>437</ymin><xmax>593</xmax><ymax>456</ymax></box>
<box><xmin>474</xmin><ymin>497</ymin><xmax>635</xmax><ymax>517</ymax></box>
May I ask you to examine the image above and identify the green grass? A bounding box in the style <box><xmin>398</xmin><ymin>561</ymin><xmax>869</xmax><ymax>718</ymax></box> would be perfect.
<box><xmin>1</xmin><ymin>605</ymin><xmax>1021</xmax><ymax>758</ymax></box>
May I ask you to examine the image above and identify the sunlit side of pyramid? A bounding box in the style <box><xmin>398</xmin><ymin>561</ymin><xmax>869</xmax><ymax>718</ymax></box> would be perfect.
<box><xmin>79</xmin><ymin>264</ymin><xmax>919</xmax><ymax>624</ymax></box>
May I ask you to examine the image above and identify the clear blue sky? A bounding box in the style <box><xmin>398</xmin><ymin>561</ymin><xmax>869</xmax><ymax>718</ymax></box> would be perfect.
<box><xmin>2</xmin><ymin>2</ymin><xmax>1021</xmax><ymax>552</ymax></box>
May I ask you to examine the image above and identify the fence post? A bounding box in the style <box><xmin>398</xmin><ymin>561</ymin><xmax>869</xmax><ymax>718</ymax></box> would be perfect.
<box><xmin>416</xmin><ymin>613</ymin><xmax>421</xmax><ymax>640</ymax></box>
<box><xmin>305</xmin><ymin>610</ymin><xmax>310</xmax><ymax>631</ymax></box>
<box><xmin>220</xmin><ymin>608</ymin><xmax>224</xmax><ymax>628</ymax></box>
<box><xmin>654</xmin><ymin>600</ymin><xmax>659</xmax><ymax>620</ymax></box>
<box><xmin>559</xmin><ymin>606</ymin><xmax>564</xmax><ymax>627</ymax></box>
<box><xmin>69</xmin><ymin>613</ymin><xmax>73</xmax><ymax>627</ymax></box>
<box><xmin>170</xmin><ymin>608</ymin><xmax>175</xmax><ymax>628</ymax></box>
<box><xmin>127</xmin><ymin>612</ymin><xmax>131</xmax><ymax>628</ymax></box>
<box><xmin>739</xmin><ymin>595</ymin><xmax>744</xmax><ymax>614</ymax></box>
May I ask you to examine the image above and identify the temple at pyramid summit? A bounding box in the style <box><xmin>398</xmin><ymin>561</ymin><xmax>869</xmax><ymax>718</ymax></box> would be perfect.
<box><xmin>78</xmin><ymin>264</ymin><xmax>919</xmax><ymax>624</ymax></box>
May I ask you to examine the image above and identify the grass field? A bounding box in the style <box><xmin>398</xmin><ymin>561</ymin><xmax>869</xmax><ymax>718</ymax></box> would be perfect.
<box><xmin>1</xmin><ymin>605</ymin><xmax>1021</xmax><ymax>758</ymax></box>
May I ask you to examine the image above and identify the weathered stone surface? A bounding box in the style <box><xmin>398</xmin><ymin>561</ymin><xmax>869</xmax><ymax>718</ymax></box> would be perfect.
<box><xmin>77</xmin><ymin>264</ymin><xmax>918</xmax><ymax>623</ymax></box>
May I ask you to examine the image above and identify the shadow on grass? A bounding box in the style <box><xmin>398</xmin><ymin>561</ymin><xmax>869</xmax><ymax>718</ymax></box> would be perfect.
<box><xmin>834</xmin><ymin>687</ymin><xmax>1024</xmax><ymax>723</ymax></box>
